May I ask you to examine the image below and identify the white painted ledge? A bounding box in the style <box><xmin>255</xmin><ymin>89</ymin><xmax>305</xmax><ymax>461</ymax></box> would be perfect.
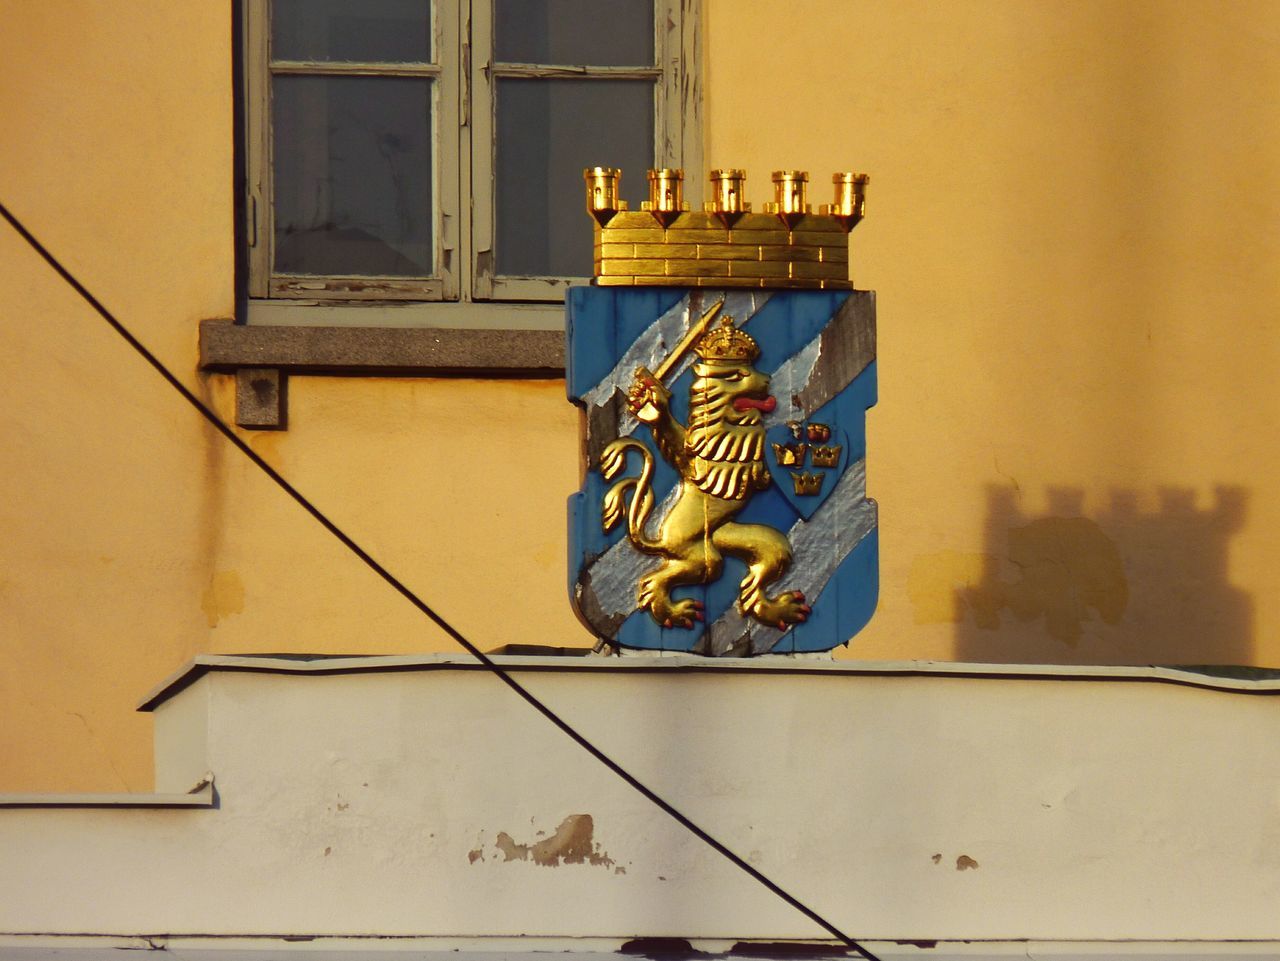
<box><xmin>135</xmin><ymin>652</ymin><xmax>1280</xmax><ymax>713</ymax></box>
<box><xmin>0</xmin><ymin>779</ymin><xmax>214</xmax><ymax>808</ymax></box>
<box><xmin>2</xmin><ymin>936</ymin><xmax>1280</xmax><ymax>960</ymax></box>
<box><xmin>3</xmin><ymin>654</ymin><xmax>1279</xmax><ymax>944</ymax></box>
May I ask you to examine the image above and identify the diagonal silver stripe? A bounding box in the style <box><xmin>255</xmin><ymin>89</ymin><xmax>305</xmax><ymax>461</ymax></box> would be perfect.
<box><xmin>584</xmin><ymin>456</ymin><xmax>875</xmax><ymax>647</ymax></box>
<box><xmin>583</xmin><ymin>293</ymin><xmax>690</xmax><ymax>410</ymax></box>
<box><xmin>583</xmin><ymin>291</ymin><xmax>775</xmax><ymax>438</ymax></box>
<box><xmin>700</xmin><ymin>459</ymin><xmax>877</xmax><ymax>656</ymax></box>
<box><xmin>763</xmin><ymin>336</ymin><xmax>822</xmax><ymax>428</ymax></box>
<box><xmin>581</xmin><ymin>485</ymin><xmax>677</xmax><ymax>618</ymax></box>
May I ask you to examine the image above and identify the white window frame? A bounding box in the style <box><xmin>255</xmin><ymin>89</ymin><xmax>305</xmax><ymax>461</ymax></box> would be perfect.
<box><xmin>244</xmin><ymin>0</ymin><xmax>462</xmax><ymax>302</ymax></box>
<box><xmin>242</xmin><ymin>0</ymin><xmax>701</xmax><ymax>324</ymax></box>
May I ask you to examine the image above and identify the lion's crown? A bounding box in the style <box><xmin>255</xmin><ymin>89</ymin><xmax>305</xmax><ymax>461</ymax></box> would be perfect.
<box><xmin>695</xmin><ymin>315</ymin><xmax>759</xmax><ymax>364</ymax></box>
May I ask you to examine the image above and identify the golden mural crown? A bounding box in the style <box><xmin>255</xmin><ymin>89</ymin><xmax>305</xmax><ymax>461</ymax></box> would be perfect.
<box><xmin>584</xmin><ymin>166</ymin><xmax>869</xmax><ymax>291</ymax></box>
<box><xmin>694</xmin><ymin>315</ymin><xmax>760</xmax><ymax>363</ymax></box>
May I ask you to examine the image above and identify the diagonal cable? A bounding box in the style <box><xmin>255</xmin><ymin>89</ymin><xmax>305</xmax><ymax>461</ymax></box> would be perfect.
<box><xmin>0</xmin><ymin>200</ymin><xmax>883</xmax><ymax>961</ymax></box>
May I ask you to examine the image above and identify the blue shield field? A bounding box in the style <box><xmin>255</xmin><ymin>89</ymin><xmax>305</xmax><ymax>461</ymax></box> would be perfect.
<box><xmin>567</xmin><ymin>287</ymin><xmax>878</xmax><ymax>656</ymax></box>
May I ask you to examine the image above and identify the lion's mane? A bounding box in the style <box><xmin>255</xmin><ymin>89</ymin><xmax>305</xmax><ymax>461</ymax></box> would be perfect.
<box><xmin>683</xmin><ymin>363</ymin><xmax>770</xmax><ymax>500</ymax></box>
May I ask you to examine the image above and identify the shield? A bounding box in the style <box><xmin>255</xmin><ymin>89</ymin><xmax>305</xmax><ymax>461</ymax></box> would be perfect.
<box><xmin>765</xmin><ymin>421</ymin><xmax>850</xmax><ymax>520</ymax></box>
<box><xmin>567</xmin><ymin>286</ymin><xmax>878</xmax><ymax>656</ymax></box>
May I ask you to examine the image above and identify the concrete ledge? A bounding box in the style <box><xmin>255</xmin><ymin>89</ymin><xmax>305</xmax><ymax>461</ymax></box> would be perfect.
<box><xmin>2</xmin><ymin>935</ymin><xmax>1279</xmax><ymax>960</ymax></box>
<box><xmin>199</xmin><ymin>320</ymin><xmax>565</xmax><ymax>377</ymax></box>
<box><xmin>0</xmin><ymin>779</ymin><xmax>215</xmax><ymax>809</ymax></box>
<box><xmin>136</xmin><ymin>653</ymin><xmax>1280</xmax><ymax>712</ymax></box>
<box><xmin>8</xmin><ymin>657</ymin><xmax>1280</xmax><ymax>941</ymax></box>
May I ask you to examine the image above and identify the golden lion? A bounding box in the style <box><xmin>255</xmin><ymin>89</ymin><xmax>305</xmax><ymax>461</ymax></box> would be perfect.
<box><xmin>600</xmin><ymin>312</ymin><xmax>811</xmax><ymax>631</ymax></box>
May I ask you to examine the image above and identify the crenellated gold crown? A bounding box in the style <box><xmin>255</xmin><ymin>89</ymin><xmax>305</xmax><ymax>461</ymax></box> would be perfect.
<box><xmin>585</xmin><ymin>166</ymin><xmax>868</xmax><ymax>290</ymax></box>
<box><xmin>695</xmin><ymin>315</ymin><xmax>759</xmax><ymax>363</ymax></box>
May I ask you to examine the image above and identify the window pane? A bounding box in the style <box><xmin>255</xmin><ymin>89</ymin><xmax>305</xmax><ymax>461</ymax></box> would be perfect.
<box><xmin>494</xmin><ymin>0</ymin><xmax>653</xmax><ymax>66</ymax></box>
<box><xmin>273</xmin><ymin>0</ymin><xmax>432</xmax><ymax>63</ymax></box>
<box><xmin>496</xmin><ymin>78</ymin><xmax>653</xmax><ymax>277</ymax></box>
<box><xmin>273</xmin><ymin>76</ymin><xmax>433</xmax><ymax>277</ymax></box>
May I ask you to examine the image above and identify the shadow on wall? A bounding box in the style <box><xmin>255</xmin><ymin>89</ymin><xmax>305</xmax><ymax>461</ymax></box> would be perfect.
<box><xmin>908</xmin><ymin>485</ymin><xmax>1254</xmax><ymax>667</ymax></box>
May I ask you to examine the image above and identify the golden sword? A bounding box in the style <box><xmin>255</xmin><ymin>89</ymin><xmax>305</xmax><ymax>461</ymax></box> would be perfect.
<box><xmin>653</xmin><ymin>297</ymin><xmax>726</xmax><ymax>381</ymax></box>
<box><xmin>631</xmin><ymin>297</ymin><xmax>727</xmax><ymax>421</ymax></box>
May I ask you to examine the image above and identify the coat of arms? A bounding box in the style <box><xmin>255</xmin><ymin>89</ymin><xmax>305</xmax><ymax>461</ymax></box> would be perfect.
<box><xmin>568</xmin><ymin>167</ymin><xmax>877</xmax><ymax>656</ymax></box>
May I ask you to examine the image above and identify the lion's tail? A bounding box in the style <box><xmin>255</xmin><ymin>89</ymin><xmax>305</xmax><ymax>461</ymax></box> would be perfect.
<box><xmin>599</xmin><ymin>438</ymin><xmax>661</xmax><ymax>553</ymax></box>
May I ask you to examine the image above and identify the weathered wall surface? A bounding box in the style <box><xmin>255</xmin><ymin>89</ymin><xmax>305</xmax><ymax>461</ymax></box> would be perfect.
<box><xmin>2</xmin><ymin>0</ymin><xmax>1279</xmax><ymax>791</ymax></box>
<box><xmin>5</xmin><ymin>660</ymin><xmax>1280</xmax><ymax>942</ymax></box>
<box><xmin>2</xmin><ymin>1</ymin><xmax>236</xmax><ymax>792</ymax></box>
<box><xmin>705</xmin><ymin>0</ymin><xmax>1280</xmax><ymax>666</ymax></box>
<box><xmin>0</xmin><ymin>3</ymin><xmax>584</xmax><ymax>792</ymax></box>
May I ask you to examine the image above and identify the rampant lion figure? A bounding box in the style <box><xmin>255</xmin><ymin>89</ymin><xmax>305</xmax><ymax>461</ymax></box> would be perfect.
<box><xmin>599</xmin><ymin>311</ymin><xmax>811</xmax><ymax>631</ymax></box>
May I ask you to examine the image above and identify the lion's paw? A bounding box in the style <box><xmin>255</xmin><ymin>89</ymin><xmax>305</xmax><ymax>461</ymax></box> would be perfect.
<box><xmin>627</xmin><ymin>369</ymin><xmax>671</xmax><ymax>424</ymax></box>
<box><xmin>649</xmin><ymin>597</ymin><xmax>705</xmax><ymax>630</ymax></box>
<box><xmin>747</xmin><ymin>590</ymin><xmax>810</xmax><ymax>630</ymax></box>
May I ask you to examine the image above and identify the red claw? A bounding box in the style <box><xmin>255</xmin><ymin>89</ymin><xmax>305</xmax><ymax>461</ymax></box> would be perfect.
<box><xmin>799</xmin><ymin>604</ymin><xmax>812</xmax><ymax>615</ymax></box>
<box><xmin>794</xmin><ymin>592</ymin><xmax>805</xmax><ymax>601</ymax></box>
<box><xmin>777</xmin><ymin>620</ymin><xmax>787</xmax><ymax>630</ymax></box>
<box><xmin>663</xmin><ymin>619</ymin><xmax>672</xmax><ymax>629</ymax></box>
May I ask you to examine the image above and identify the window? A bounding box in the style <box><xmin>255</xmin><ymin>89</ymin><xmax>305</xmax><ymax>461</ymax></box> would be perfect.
<box><xmin>242</xmin><ymin>0</ymin><xmax>702</xmax><ymax>319</ymax></box>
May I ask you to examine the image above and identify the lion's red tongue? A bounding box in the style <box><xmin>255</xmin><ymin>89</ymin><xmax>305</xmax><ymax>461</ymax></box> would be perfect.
<box><xmin>733</xmin><ymin>395</ymin><xmax>776</xmax><ymax>413</ymax></box>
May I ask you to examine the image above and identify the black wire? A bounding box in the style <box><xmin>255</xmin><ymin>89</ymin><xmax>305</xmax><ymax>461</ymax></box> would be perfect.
<box><xmin>0</xmin><ymin>200</ymin><xmax>883</xmax><ymax>961</ymax></box>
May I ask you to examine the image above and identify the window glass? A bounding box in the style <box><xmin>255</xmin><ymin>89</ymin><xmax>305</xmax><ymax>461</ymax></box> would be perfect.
<box><xmin>273</xmin><ymin>0</ymin><xmax>432</xmax><ymax>63</ymax></box>
<box><xmin>496</xmin><ymin>78</ymin><xmax>653</xmax><ymax>276</ymax></box>
<box><xmin>494</xmin><ymin>0</ymin><xmax>653</xmax><ymax>66</ymax></box>
<box><xmin>273</xmin><ymin>76</ymin><xmax>434</xmax><ymax>276</ymax></box>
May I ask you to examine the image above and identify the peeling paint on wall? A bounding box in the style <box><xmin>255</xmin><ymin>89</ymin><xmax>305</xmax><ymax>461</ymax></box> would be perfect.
<box><xmin>478</xmin><ymin>814</ymin><xmax>615</xmax><ymax>868</ymax></box>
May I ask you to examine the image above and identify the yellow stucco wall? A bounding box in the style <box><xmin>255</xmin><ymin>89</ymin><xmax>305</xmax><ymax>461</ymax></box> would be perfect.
<box><xmin>1</xmin><ymin>0</ymin><xmax>1278</xmax><ymax>790</ymax></box>
<box><xmin>706</xmin><ymin>0</ymin><xmax>1279</xmax><ymax>669</ymax></box>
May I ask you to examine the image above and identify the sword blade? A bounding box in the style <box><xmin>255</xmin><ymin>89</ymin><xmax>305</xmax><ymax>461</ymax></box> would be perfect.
<box><xmin>653</xmin><ymin>297</ymin><xmax>726</xmax><ymax>382</ymax></box>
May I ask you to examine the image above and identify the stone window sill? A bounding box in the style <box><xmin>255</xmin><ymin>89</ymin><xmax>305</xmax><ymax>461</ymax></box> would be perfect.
<box><xmin>198</xmin><ymin>319</ymin><xmax>565</xmax><ymax>429</ymax></box>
